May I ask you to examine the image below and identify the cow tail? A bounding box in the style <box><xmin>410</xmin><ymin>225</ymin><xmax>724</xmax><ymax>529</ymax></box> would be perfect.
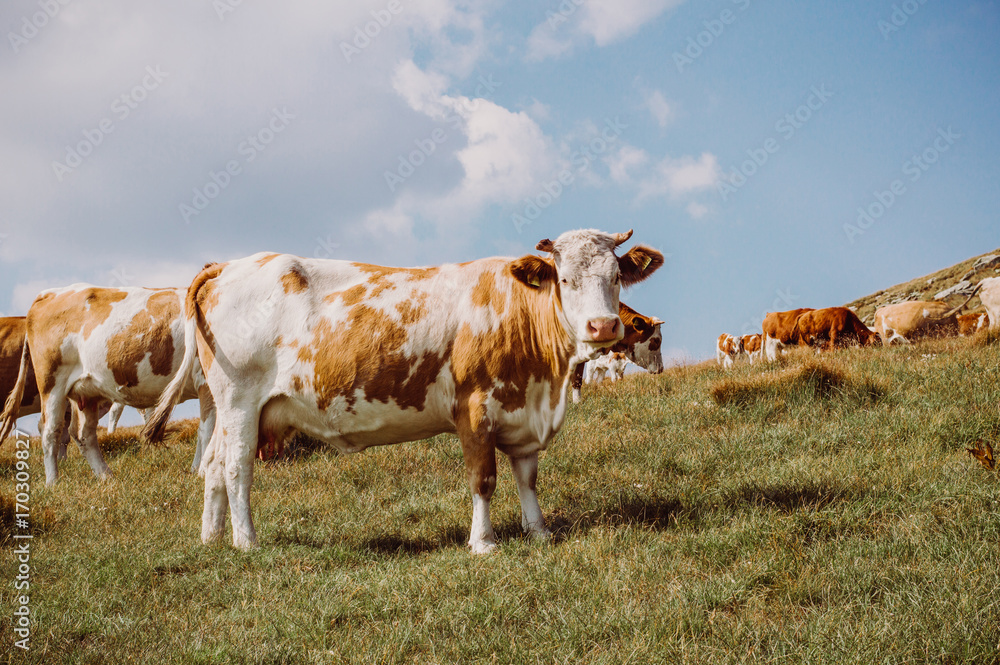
<box><xmin>0</xmin><ymin>340</ymin><xmax>31</xmax><ymax>443</ymax></box>
<box><xmin>143</xmin><ymin>263</ymin><xmax>222</xmax><ymax>443</ymax></box>
<box><xmin>939</xmin><ymin>283</ymin><xmax>982</xmax><ymax>320</ymax></box>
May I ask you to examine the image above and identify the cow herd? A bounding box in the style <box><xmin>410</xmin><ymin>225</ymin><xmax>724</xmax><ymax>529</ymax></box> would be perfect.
<box><xmin>0</xmin><ymin>229</ymin><xmax>666</xmax><ymax>554</ymax></box>
<box><xmin>716</xmin><ymin>277</ymin><xmax>1000</xmax><ymax>368</ymax></box>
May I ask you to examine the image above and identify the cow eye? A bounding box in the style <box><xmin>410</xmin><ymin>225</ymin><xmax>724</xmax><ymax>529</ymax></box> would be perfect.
<box><xmin>560</xmin><ymin>278</ymin><xmax>568</xmax><ymax>285</ymax></box>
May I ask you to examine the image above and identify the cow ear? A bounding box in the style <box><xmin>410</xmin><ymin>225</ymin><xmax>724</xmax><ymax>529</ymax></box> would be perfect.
<box><xmin>632</xmin><ymin>318</ymin><xmax>650</xmax><ymax>334</ymax></box>
<box><xmin>509</xmin><ymin>255</ymin><xmax>557</xmax><ymax>289</ymax></box>
<box><xmin>618</xmin><ymin>245</ymin><xmax>664</xmax><ymax>286</ymax></box>
<box><xmin>535</xmin><ymin>238</ymin><xmax>555</xmax><ymax>253</ymax></box>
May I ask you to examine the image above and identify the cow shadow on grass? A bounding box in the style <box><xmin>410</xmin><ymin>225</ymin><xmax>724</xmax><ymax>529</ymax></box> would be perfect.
<box><xmin>548</xmin><ymin>494</ymin><xmax>691</xmax><ymax>542</ymax></box>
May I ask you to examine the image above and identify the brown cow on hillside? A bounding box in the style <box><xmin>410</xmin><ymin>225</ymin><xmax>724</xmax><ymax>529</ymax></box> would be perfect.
<box><xmin>762</xmin><ymin>308</ymin><xmax>815</xmax><ymax>361</ymax></box>
<box><xmin>794</xmin><ymin>307</ymin><xmax>879</xmax><ymax>350</ymax></box>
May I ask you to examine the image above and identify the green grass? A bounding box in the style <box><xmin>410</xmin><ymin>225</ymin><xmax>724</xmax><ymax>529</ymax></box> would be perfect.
<box><xmin>3</xmin><ymin>337</ymin><xmax>1000</xmax><ymax>663</ymax></box>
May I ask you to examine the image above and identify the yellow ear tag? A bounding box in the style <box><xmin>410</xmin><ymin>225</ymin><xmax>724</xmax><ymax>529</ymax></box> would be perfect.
<box><xmin>528</xmin><ymin>276</ymin><xmax>541</xmax><ymax>288</ymax></box>
<box><xmin>641</xmin><ymin>256</ymin><xmax>652</xmax><ymax>271</ymax></box>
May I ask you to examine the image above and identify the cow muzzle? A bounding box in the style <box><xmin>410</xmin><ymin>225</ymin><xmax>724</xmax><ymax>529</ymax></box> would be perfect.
<box><xmin>585</xmin><ymin>317</ymin><xmax>622</xmax><ymax>343</ymax></box>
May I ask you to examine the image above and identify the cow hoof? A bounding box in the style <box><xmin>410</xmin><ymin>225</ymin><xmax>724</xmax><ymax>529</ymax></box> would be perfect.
<box><xmin>469</xmin><ymin>540</ymin><xmax>498</xmax><ymax>555</ymax></box>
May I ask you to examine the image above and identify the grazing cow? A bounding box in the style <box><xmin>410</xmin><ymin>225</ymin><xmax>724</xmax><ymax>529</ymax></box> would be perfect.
<box><xmin>584</xmin><ymin>352</ymin><xmax>629</xmax><ymax>385</ymax></box>
<box><xmin>571</xmin><ymin>302</ymin><xmax>664</xmax><ymax>403</ymax></box>
<box><xmin>872</xmin><ymin>287</ymin><xmax>981</xmax><ymax>345</ymax></box>
<box><xmin>762</xmin><ymin>308</ymin><xmax>815</xmax><ymax>361</ymax></box>
<box><xmin>980</xmin><ymin>277</ymin><xmax>1000</xmax><ymax>332</ymax></box>
<box><xmin>740</xmin><ymin>333</ymin><xmax>762</xmax><ymax>364</ymax></box>
<box><xmin>0</xmin><ymin>285</ymin><xmax>216</xmax><ymax>484</ymax></box>
<box><xmin>957</xmin><ymin>311</ymin><xmax>990</xmax><ymax>337</ymax></box>
<box><xmin>716</xmin><ymin>333</ymin><xmax>742</xmax><ymax>368</ymax></box>
<box><xmin>144</xmin><ymin>229</ymin><xmax>663</xmax><ymax>554</ymax></box>
<box><xmin>793</xmin><ymin>307</ymin><xmax>879</xmax><ymax>350</ymax></box>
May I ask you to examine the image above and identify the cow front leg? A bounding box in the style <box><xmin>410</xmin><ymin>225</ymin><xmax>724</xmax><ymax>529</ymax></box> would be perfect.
<box><xmin>509</xmin><ymin>453</ymin><xmax>551</xmax><ymax>541</ymax></box>
<box><xmin>457</xmin><ymin>408</ymin><xmax>498</xmax><ymax>554</ymax></box>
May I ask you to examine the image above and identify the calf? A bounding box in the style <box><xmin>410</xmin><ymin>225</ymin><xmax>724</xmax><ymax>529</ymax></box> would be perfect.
<box><xmin>740</xmin><ymin>333</ymin><xmax>762</xmax><ymax>364</ymax></box>
<box><xmin>584</xmin><ymin>352</ymin><xmax>630</xmax><ymax>384</ymax></box>
<box><xmin>873</xmin><ymin>287</ymin><xmax>980</xmax><ymax>345</ymax></box>
<box><xmin>716</xmin><ymin>333</ymin><xmax>742</xmax><ymax>368</ymax></box>
<box><xmin>0</xmin><ymin>286</ymin><xmax>215</xmax><ymax>484</ymax></box>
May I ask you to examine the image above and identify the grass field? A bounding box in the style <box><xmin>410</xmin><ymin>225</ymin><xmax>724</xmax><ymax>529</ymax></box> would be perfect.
<box><xmin>2</xmin><ymin>335</ymin><xmax>1000</xmax><ymax>663</ymax></box>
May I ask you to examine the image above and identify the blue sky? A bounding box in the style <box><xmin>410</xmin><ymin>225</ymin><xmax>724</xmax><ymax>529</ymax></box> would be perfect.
<box><xmin>2</xmin><ymin>0</ymin><xmax>998</xmax><ymax>384</ymax></box>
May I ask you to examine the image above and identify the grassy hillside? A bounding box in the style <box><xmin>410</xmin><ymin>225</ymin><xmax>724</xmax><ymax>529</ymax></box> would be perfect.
<box><xmin>2</xmin><ymin>337</ymin><xmax>1000</xmax><ymax>663</ymax></box>
<box><xmin>846</xmin><ymin>247</ymin><xmax>1000</xmax><ymax>324</ymax></box>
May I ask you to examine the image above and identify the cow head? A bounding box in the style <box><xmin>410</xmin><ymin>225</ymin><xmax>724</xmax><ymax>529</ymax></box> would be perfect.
<box><xmin>509</xmin><ymin>229</ymin><xmax>663</xmax><ymax>359</ymax></box>
<box><xmin>628</xmin><ymin>315</ymin><xmax>664</xmax><ymax>374</ymax></box>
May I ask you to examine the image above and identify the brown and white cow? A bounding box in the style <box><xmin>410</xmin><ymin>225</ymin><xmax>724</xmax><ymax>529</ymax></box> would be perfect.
<box><xmin>570</xmin><ymin>302</ymin><xmax>664</xmax><ymax>403</ymax></box>
<box><xmin>716</xmin><ymin>333</ymin><xmax>742</xmax><ymax>368</ymax></box>
<box><xmin>979</xmin><ymin>277</ymin><xmax>1000</xmax><ymax>332</ymax></box>
<box><xmin>872</xmin><ymin>287</ymin><xmax>981</xmax><ymax>345</ymax></box>
<box><xmin>739</xmin><ymin>333</ymin><xmax>762</xmax><ymax>364</ymax></box>
<box><xmin>793</xmin><ymin>307</ymin><xmax>879</xmax><ymax>350</ymax></box>
<box><xmin>957</xmin><ymin>311</ymin><xmax>990</xmax><ymax>336</ymax></box>
<box><xmin>762</xmin><ymin>308</ymin><xmax>815</xmax><ymax>361</ymax></box>
<box><xmin>0</xmin><ymin>285</ymin><xmax>216</xmax><ymax>484</ymax></box>
<box><xmin>145</xmin><ymin>229</ymin><xmax>663</xmax><ymax>553</ymax></box>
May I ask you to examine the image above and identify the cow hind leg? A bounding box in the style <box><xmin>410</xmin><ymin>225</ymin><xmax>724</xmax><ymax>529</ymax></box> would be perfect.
<box><xmin>39</xmin><ymin>396</ymin><xmax>69</xmax><ymax>485</ymax></box>
<box><xmin>200</xmin><ymin>420</ymin><xmax>228</xmax><ymax>542</ymax></box>
<box><xmin>509</xmin><ymin>453</ymin><xmax>550</xmax><ymax>541</ymax></box>
<box><xmin>76</xmin><ymin>403</ymin><xmax>112</xmax><ymax>480</ymax></box>
<box><xmin>192</xmin><ymin>384</ymin><xmax>216</xmax><ymax>474</ymax></box>
<box><xmin>221</xmin><ymin>412</ymin><xmax>260</xmax><ymax>550</ymax></box>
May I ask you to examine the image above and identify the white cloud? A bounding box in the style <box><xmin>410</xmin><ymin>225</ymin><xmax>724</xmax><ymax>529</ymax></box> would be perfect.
<box><xmin>686</xmin><ymin>201</ymin><xmax>710</xmax><ymax>219</ymax></box>
<box><xmin>605</xmin><ymin>145</ymin><xmax>649</xmax><ymax>184</ymax></box>
<box><xmin>644</xmin><ymin>90</ymin><xmax>673</xmax><ymax>128</ymax></box>
<box><xmin>636</xmin><ymin>152</ymin><xmax>721</xmax><ymax>202</ymax></box>
<box><xmin>526</xmin><ymin>0</ymin><xmax>687</xmax><ymax>60</ymax></box>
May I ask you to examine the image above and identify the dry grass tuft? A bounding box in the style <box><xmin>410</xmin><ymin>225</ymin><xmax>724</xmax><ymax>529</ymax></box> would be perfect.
<box><xmin>971</xmin><ymin>325</ymin><xmax>1000</xmax><ymax>347</ymax></box>
<box><xmin>711</xmin><ymin>359</ymin><xmax>846</xmax><ymax>406</ymax></box>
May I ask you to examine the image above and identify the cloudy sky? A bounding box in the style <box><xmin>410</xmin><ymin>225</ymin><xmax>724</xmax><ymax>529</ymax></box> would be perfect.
<box><xmin>2</xmin><ymin>0</ymin><xmax>999</xmax><ymax>370</ymax></box>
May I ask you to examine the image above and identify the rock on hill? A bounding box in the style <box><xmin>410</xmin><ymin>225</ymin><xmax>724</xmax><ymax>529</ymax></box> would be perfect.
<box><xmin>846</xmin><ymin>248</ymin><xmax>1000</xmax><ymax>325</ymax></box>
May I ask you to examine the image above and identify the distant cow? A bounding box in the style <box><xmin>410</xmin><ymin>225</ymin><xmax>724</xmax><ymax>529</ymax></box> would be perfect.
<box><xmin>740</xmin><ymin>333</ymin><xmax>762</xmax><ymax>364</ymax></box>
<box><xmin>571</xmin><ymin>302</ymin><xmax>664</xmax><ymax>403</ymax></box>
<box><xmin>0</xmin><ymin>285</ymin><xmax>216</xmax><ymax>484</ymax></box>
<box><xmin>716</xmin><ymin>333</ymin><xmax>742</xmax><ymax>368</ymax></box>
<box><xmin>872</xmin><ymin>287</ymin><xmax>981</xmax><ymax>345</ymax></box>
<box><xmin>980</xmin><ymin>277</ymin><xmax>1000</xmax><ymax>332</ymax></box>
<box><xmin>762</xmin><ymin>308</ymin><xmax>815</xmax><ymax>361</ymax></box>
<box><xmin>794</xmin><ymin>307</ymin><xmax>879</xmax><ymax>350</ymax></box>
<box><xmin>957</xmin><ymin>311</ymin><xmax>989</xmax><ymax>336</ymax></box>
<box><xmin>584</xmin><ymin>352</ymin><xmax>629</xmax><ymax>385</ymax></box>
<box><xmin>144</xmin><ymin>229</ymin><xmax>664</xmax><ymax>553</ymax></box>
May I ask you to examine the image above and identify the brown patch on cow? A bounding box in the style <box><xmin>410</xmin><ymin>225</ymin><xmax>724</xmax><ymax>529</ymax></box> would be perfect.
<box><xmin>290</xmin><ymin>375</ymin><xmax>304</xmax><ymax>392</ymax></box>
<box><xmin>309</xmin><ymin>303</ymin><xmax>447</xmax><ymax>413</ymax></box>
<box><xmin>256</xmin><ymin>253</ymin><xmax>280</xmax><ymax>267</ymax></box>
<box><xmin>354</xmin><ymin>263</ymin><xmax>440</xmax><ymax>300</ymax></box>
<box><xmin>324</xmin><ymin>284</ymin><xmax>368</xmax><ymax>307</ymax></box>
<box><xmin>281</xmin><ymin>267</ymin><xmax>309</xmax><ymax>294</ymax></box>
<box><xmin>471</xmin><ymin>271</ymin><xmax>506</xmax><ymax>317</ymax></box>
<box><xmin>396</xmin><ymin>292</ymin><xmax>428</xmax><ymax>326</ymax></box>
<box><xmin>105</xmin><ymin>290</ymin><xmax>180</xmax><ymax>388</ymax></box>
<box><xmin>452</xmin><ymin>263</ymin><xmax>572</xmax><ymax>414</ymax></box>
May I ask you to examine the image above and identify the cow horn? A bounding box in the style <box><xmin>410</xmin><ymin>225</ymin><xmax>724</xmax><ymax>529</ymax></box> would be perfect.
<box><xmin>612</xmin><ymin>229</ymin><xmax>633</xmax><ymax>246</ymax></box>
<box><xmin>536</xmin><ymin>239</ymin><xmax>555</xmax><ymax>253</ymax></box>
<box><xmin>650</xmin><ymin>317</ymin><xmax>665</xmax><ymax>325</ymax></box>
